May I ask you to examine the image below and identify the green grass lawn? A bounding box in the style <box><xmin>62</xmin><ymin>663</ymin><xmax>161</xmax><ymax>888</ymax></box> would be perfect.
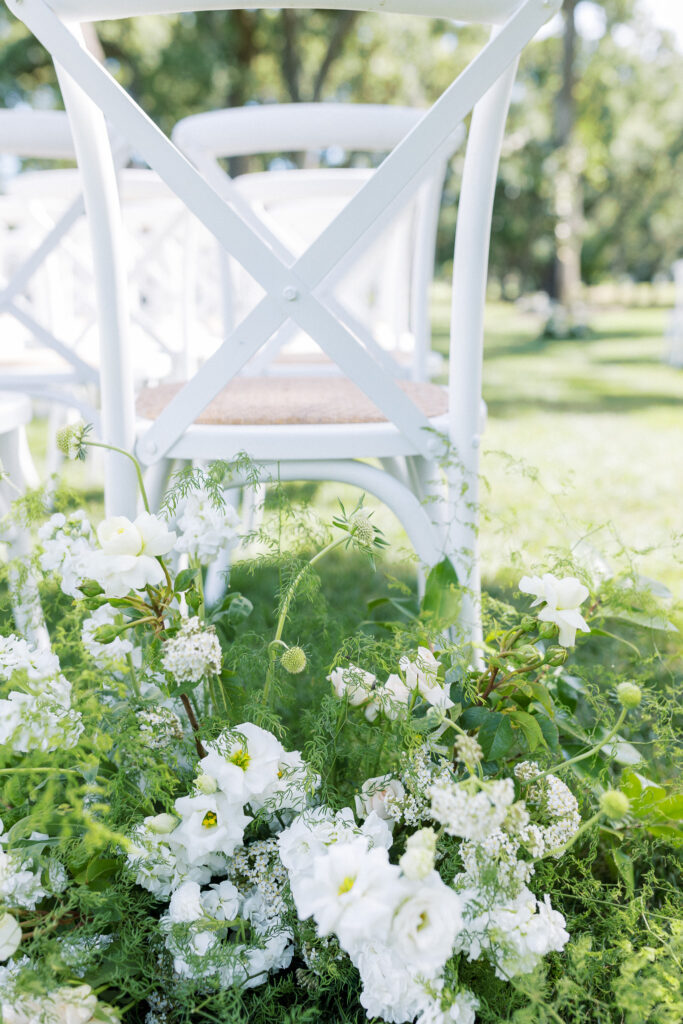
<box><xmin>35</xmin><ymin>294</ymin><xmax>683</xmax><ymax>611</ymax></box>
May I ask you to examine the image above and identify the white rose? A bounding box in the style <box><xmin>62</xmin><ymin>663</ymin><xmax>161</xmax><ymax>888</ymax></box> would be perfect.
<box><xmin>390</xmin><ymin>874</ymin><xmax>463</xmax><ymax>973</ymax></box>
<box><xmin>82</xmin><ymin>551</ymin><xmax>164</xmax><ymax>598</ymax></box>
<box><xmin>168</xmin><ymin>880</ymin><xmax>204</xmax><ymax>923</ymax></box>
<box><xmin>328</xmin><ymin>665</ymin><xmax>376</xmax><ymax>707</ymax></box>
<box><xmin>96</xmin><ymin>516</ymin><xmax>142</xmax><ymax>556</ymax></box>
<box><xmin>355</xmin><ymin>775</ymin><xmax>405</xmax><ymax>821</ymax></box>
<box><xmin>0</xmin><ymin>912</ymin><xmax>21</xmax><ymax>960</ymax></box>
<box><xmin>519</xmin><ymin>573</ymin><xmax>590</xmax><ymax>647</ymax></box>
<box><xmin>134</xmin><ymin>512</ymin><xmax>176</xmax><ymax>556</ymax></box>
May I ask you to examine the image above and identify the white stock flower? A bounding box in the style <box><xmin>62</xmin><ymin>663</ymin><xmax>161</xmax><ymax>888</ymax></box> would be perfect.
<box><xmin>168</xmin><ymin>880</ymin><xmax>204</xmax><ymax>923</ymax></box>
<box><xmin>81</xmin><ymin>604</ymin><xmax>138</xmax><ymax>668</ymax></box>
<box><xmin>1</xmin><ymin>984</ymin><xmax>103</xmax><ymax>1024</ymax></box>
<box><xmin>399</xmin><ymin>647</ymin><xmax>453</xmax><ymax>709</ymax></box>
<box><xmin>399</xmin><ymin>827</ymin><xmax>437</xmax><ymax>880</ymax></box>
<box><xmin>0</xmin><ymin>913</ymin><xmax>21</xmax><ymax>961</ymax></box>
<box><xmin>0</xmin><ymin>640</ymin><xmax>83</xmax><ymax>755</ymax></box>
<box><xmin>519</xmin><ymin>573</ymin><xmax>590</xmax><ymax>647</ymax></box>
<box><xmin>175</xmin><ymin>489</ymin><xmax>241</xmax><ymax>565</ymax></box>
<box><xmin>355</xmin><ymin>775</ymin><xmax>406</xmax><ymax>821</ymax></box>
<box><xmin>37</xmin><ymin>512</ymin><xmax>95</xmax><ymax>598</ymax></box>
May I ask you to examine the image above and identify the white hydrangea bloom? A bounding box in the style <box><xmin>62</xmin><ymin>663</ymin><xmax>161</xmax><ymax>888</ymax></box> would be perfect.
<box><xmin>175</xmin><ymin>489</ymin><xmax>241</xmax><ymax>565</ymax></box>
<box><xmin>162</xmin><ymin>617</ymin><xmax>222</xmax><ymax>682</ymax></box>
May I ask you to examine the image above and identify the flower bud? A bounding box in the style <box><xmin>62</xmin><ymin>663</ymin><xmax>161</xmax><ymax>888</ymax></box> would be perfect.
<box><xmin>194</xmin><ymin>773</ymin><xmax>218</xmax><ymax>795</ymax></box>
<box><xmin>616</xmin><ymin>682</ymin><xmax>642</xmax><ymax>709</ymax></box>
<box><xmin>599</xmin><ymin>790</ymin><xmax>630</xmax><ymax>821</ymax></box>
<box><xmin>280</xmin><ymin>646</ymin><xmax>307</xmax><ymax>674</ymax></box>
<box><xmin>537</xmin><ymin>621</ymin><xmax>557</xmax><ymax>639</ymax></box>
<box><xmin>520</xmin><ymin>615</ymin><xmax>537</xmax><ymax>632</ymax></box>
<box><xmin>93</xmin><ymin>625</ymin><xmax>122</xmax><ymax>644</ymax></box>
<box><xmin>454</xmin><ymin>733</ymin><xmax>483</xmax><ymax>766</ymax></box>
<box><xmin>77</xmin><ymin>579</ymin><xmax>105</xmax><ymax>598</ymax></box>
<box><xmin>513</xmin><ymin>644</ymin><xmax>543</xmax><ymax>666</ymax></box>
<box><xmin>545</xmin><ymin>645</ymin><xmax>568</xmax><ymax>666</ymax></box>
<box><xmin>145</xmin><ymin>813</ymin><xmax>178</xmax><ymax>834</ymax></box>
<box><xmin>400</xmin><ymin>827</ymin><xmax>437</xmax><ymax>880</ymax></box>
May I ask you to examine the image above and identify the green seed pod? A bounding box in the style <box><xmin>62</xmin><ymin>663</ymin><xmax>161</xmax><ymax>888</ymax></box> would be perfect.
<box><xmin>281</xmin><ymin>646</ymin><xmax>307</xmax><ymax>674</ymax></box>
<box><xmin>616</xmin><ymin>682</ymin><xmax>642</xmax><ymax>709</ymax></box>
<box><xmin>350</xmin><ymin>512</ymin><xmax>375</xmax><ymax>547</ymax></box>
<box><xmin>599</xmin><ymin>790</ymin><xmax>630</xmax><ymax>821</ymax></box>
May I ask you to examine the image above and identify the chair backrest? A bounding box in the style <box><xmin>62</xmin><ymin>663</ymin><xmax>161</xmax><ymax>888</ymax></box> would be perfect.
<box><xmin>172</xmin><ymin>103</ymin><xmax>452</xmax><ymax>380</ymax></box>
<box><xmin>8</xmin><ymin>0</ymin><xmax>562</xmax><ymax>516</ymax></box>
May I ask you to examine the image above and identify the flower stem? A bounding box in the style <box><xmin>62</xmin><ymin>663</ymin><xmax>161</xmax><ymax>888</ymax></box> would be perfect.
<box><xmin>262</xmin><ymin>535</ymin><xmax>346</xmax><ymax>705</ymax></box>
<box><xmin>531</xmin><ymin>708</ymin><xmax>628</xmax><ymax>782</ymax></box>
<box><xmin>84</xmin><ymin>440</ymin><xmax>151</xmax><ymax>513</ymax></box>
<box><xmin>180</xmin><ymin>693</ymin><xmax>207</xmax><ymax>758</ymax></box>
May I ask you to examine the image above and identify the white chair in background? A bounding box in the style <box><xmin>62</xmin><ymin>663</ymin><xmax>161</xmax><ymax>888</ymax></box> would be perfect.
<box><xmin>171</xmin><ymin>103</ymin><xmax>450</xmax><ymax>382</ymax></box>
<box><xmin>10</xmin><ymin>0</ymin><xmax>562</xmax><ymax>652</ymax></box>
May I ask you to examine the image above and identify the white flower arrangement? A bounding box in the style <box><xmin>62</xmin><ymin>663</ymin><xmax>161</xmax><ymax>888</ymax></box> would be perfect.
<box><xmin>0</xmin><ymin>434</ymin><xmax>666</xmax><ymax>1024</ymax></box>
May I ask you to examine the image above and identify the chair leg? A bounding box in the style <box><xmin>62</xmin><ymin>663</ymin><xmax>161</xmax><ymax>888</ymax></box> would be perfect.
<box><xmin>0</xmin><ymin>425</ymin><xmax>50</xmax><ymax>650</ymax></box>
<box><xmin>143</xmin><ymin>457</ymin><xmax>175</xmax><ymax>514</ymax></box>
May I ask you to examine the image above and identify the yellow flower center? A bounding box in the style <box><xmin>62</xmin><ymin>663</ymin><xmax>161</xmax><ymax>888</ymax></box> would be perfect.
<box><xmin>417</xmin><ymin>911</ymin><xmax>429</xmax><ymax>932</ymax></box>
<box><xmin>201</xmin><ymin>811</ymin><xmax>218</xmax><ymax>829</ymax></box>
<box><xmin>230</xmin><ymin>747</ymin><xmax>251</xmax><ymax>771</ymax></box>
<box><xmin>337</xmin><ymin>876</ymin><xmax>355</xmax><ymax>896</ymax></box>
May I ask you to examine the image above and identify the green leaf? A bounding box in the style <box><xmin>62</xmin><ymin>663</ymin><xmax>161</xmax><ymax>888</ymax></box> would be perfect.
<box><xmin>420</xmin><ymin>558</ymin><xmax>460</xmax><ymax>627</ymax></box>
<box><xmin>600</xmin><ymin>607</ymin><xmax>677</xmax><ymax>633</ymax></box>
<box><xmin>525</xmin><ymin>681</ymin><xmax>555</xmax><ymax>717</ymax></box>
<box><xmin>476</xmin><ymin>712</ymin><xmax>516</xmax><ymax>761</ymax></box>
<box><xmin>508</xmin><ymin>710</ymin><xmax>545</xmax><ymax>752</ymax></box>
<box><xmin>612</xmin><ymin>848</ymin><xmax>635</xmax><ymax>894</ymax></box>
<box><xmin>174</xmin><ymin>567</ymin><xmax>199</xmax><ymax>593</ymax></box>
<box><xmin>536</xmin><ymin>714</ymin><xmax>560</xmax><ymax>751</ymax></box>
<box><xmin>589</xmin><ymin>627</ymin><xmax>641</xmax><ymax>657</ymax></box>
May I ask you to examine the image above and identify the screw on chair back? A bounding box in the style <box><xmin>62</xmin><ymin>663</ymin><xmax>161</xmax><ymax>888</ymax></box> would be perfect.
<box><xmin>172</xmin><ymin>103</ymin><xmax>453</xmax><ymax>381</ymax></box>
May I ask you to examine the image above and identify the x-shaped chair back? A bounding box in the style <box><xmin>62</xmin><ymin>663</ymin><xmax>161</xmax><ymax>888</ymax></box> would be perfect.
<box><xmin>172</xmin><ymin>102</ymin><xmax>451</xmax><ymax>380</ymax></box>
<box><xmin>0</xmin><ymin>109</ymin><xmax>99</xmax><ymax>398</ymax></box>
<box><xmin>9</xmin><ymin>0</ymin><xmax>561</xmax><ymax>512</ymax></box>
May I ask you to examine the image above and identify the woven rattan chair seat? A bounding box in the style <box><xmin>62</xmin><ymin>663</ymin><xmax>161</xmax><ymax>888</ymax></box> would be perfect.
<box><xmin>137</xmin><ymin>376</ymin><xmax>448</xmax><ymax>426</ymax></box>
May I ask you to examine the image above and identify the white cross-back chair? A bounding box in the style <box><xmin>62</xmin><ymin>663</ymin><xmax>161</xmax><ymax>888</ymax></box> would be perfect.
<box><xmin>10</xmin><ymin>0</ymin><xmax>561</xmax><ymax>652</ymax></box>
<box><xmin>0</xmin><ymin>109</ymin><xmax>100</xmax><ymax>426</ymax></box>
<box><xmin>172</xmin><ymin>103</ymin><xmax>450</xmax><ymax>381</ymax></box>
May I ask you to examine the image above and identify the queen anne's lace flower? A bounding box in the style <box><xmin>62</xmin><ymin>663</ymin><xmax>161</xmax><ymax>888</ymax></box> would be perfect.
<box><xmin>162</xmin><ymin>617</ymin><xmax>222</xmax><ymax>682</ymax></box>
<box><xmin>429</xmin><ymin>778</ymin><xmax>515</xmax><ymax>841</ymax></box>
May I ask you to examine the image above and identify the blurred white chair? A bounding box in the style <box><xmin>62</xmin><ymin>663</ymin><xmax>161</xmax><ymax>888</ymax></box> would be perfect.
<box><xmin>172</xmin><ymin>104</ymin><xmax>450</xmax><ymax>381</ymax></box>
<box><xmin>665</xmin><ymin>258</ymin><xmax>683</xmax><ymax>368</ymax></box>
<box><xmin>12</xmin><ymin>0</ymin><xmax>562</xmax><ymax>651</ymax></box>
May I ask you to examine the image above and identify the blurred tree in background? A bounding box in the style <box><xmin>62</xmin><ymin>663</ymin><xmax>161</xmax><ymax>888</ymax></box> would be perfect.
<box><xmin>0</xmin><ymin>1</ymin><xmax>681</xmax><ymax>294</ymax></box>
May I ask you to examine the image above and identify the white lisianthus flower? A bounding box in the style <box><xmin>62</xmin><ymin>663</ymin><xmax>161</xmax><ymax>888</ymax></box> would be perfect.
<box><xmin>355</xmin><ymin>775</ymin><xmax>406</xmax><ymax>821</ymax></box>
<box><xmin>355</xmin><ymin>944</ymin><xmax>430</xmax><ymax>1023</ymax></box>
<box><xmin>171</xmin><ymin>793</ymin><xmax>250</xmax><ymax>865</ymax></box>
<box><xmin>0</xmin><ymin>913</ymin><xmax>21</xmax><ymax>961</ymax></box>
<box><xmin>328</xmin><ymin>664</ymin><xmax>376</xmax><ymax>707</ymax></box>
<box><xmin>389</xmin><ymin>874</ymin><xmax>463</xmax><ymax>974</ymax></box>
<box><xmin>399</xmin><ymin>827</ymin><xmax>437</xmax><ymax>880</ymax></box>
<box><xmin>168</xmin><ymin>880</ymin><xmax>204</xmax><ymax>923</ymax></box>
<box><xmin>199</xmin><ymin>723</ymin><xmax>285</xmax><ymax>804</ymax></box>
<box><xmin>519</xmin><ymin>573</ymin><xmax>590</xmax><ymax>647</ymax></box>
<box><xmin>293</xmin><ymin>837</ymin><xmax>402</xmax><ymax>951</ymax></box>
<box><xmin>399</xmin><ymin>647</ymin><xmax>453</xmax><ymax>710</ymax></box>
